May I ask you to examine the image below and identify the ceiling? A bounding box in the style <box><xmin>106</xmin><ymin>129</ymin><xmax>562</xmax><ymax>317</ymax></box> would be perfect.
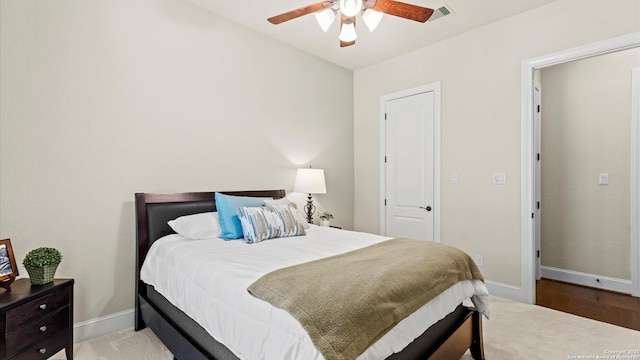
<box><xmin>184</xmin><ymin>0</ymin><xmax>557</xmax><ymax>70</ymax></box>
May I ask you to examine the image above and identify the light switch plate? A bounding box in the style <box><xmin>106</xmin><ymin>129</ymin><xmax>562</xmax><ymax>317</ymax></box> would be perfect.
<box><xmin>492</xmin><ymin>172</ymin><xmax>506</xmax><ymax>185</ymax></box>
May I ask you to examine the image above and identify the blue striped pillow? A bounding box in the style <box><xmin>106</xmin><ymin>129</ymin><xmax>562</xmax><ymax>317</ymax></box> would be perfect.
<box><xmin>237</xmin><ymin>205</ymin><xmax>306</xmax><ymax>244</ymax></box>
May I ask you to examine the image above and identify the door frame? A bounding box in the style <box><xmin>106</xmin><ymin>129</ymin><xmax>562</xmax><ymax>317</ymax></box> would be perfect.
<box><xmin>533</xmin><ymin>81</ymin><xmax>542</xmax><ymax>281</ymax></box>
<box><xmin>632</xmin><ymin>66</ymin><xmax>640</xmax><ymax>297</ymax></box>
<box><xmin>521</xmin><ymin>32</ymin><xmax>640</xmax><ymax>304</ymax></box>
<box><xmin>379</xmin><ymin>82</ymin><xmax>441</xmax><ymax>242</ymax></box>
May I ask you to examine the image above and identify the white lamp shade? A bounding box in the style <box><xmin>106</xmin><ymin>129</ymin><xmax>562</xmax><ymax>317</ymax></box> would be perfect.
<box><xmin>339</xmin><ymin>0</ymin><xmax>363</xmax><ymax>17</ymax></box>
<box><xmin>294</xmin><ymin>168</ymin><xmax>327</xmax><ymax>194</ymax></box>
<box><xmin>362</xmin><ymin>9</ymin><xmax>383</xmax><ymax>31</ymax></box>
<box><xmin>339</xmin><ymin>19</ymin><xmax>357</xmax><ymax>42</ymax></box>
<box><xmin>314</xmin><ymin>8</ymin><xmax>336</xmax><ymax>32</ymax></box>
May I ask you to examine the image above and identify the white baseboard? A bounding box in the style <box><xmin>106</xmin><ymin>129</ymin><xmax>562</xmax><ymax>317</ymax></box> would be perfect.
<box><xmin>541</xmin><ymin>266</ymin><xmax>632</xmax><ymax>294</ymax></box>
<box><xmin>73</xmin><ymin>308</ymin><xmax>134</xmax><ymax>343</ymax></box>
<box><xmin>484</xmin><ymin>280</ymin><xmax>531</xmax><ymax>303</ymax></box>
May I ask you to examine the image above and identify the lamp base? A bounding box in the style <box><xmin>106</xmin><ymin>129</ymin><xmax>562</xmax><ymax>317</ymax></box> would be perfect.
<box><xmin>304</xmin><ymin>194</ymin><xmax>316</xmax><ymax>224</ymax></box>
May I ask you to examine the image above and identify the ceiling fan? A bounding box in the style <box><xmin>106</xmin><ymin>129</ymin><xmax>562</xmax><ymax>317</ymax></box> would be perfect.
<box><xmin>268</xmin><ymin>0</ymin><xmax>434</xmax><ymax>47</ymax></box>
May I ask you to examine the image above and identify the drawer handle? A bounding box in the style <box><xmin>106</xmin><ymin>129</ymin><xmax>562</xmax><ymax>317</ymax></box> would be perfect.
<box><xmin>39</xmin><ymin>325</ymin><xmax>47</xmax><ymax>332</ymax></box>
<box><xmin>39</xmin><ymin>303</ymin><xmax>47</xmax><ymax>310</ymax></box>
<box><xmin>39</xmin><ymin>348</ymin><xmax>47</xmax><ymax>355</ymax></box>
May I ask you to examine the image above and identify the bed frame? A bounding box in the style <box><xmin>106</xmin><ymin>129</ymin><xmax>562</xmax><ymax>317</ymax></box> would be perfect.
<box><xmin>135</xmin><ymin>190</ymin><xmax>485</xmax><ymax>360</ymax></box>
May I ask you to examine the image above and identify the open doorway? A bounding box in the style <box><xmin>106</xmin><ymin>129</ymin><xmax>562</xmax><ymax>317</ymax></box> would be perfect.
<box><xmin>521</xmin><ymin>32</ymin><xmax>640</xmax><ymax>306</ymax></box>
<box><xmin>536</xmin><ymin>48</ymin><xmax>639</xmax><ymax>294</ymax></box>
<box><xmin>531</xmin><ymin>49</ymin><xmax>640</xmax><ymax>330</ymax></box>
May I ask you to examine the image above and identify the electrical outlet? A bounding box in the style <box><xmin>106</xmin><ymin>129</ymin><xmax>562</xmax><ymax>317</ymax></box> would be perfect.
<box><xmin>599</xmin><ymin>173</ymin><xmax>609</xmax><ymax>185</ymax></box>
<box><xmin>473</xmin><ymin>255</ymin><xmax>484</xmax><ymax>267</ymax></box>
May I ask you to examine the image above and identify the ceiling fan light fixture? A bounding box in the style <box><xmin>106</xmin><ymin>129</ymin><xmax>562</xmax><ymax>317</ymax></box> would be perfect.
<box><xmin>339</xmin><ymin>0</ymin><xmax>363</xmax><ymax>17</ymax></box>
<box><xmin>314</xmin><ymin>8</ymin><xmax>337</xmax><ymax>32</ymax></box>
<box><xmin>339</xmin><ymin>19</ymin><xmax>357</xmax><ymax>42</ymax></box>
<box><xmin>362</xmin><ymin>9</ymin><xmax>382</xmax><ymax>31</ymax></box>
<box><xmin>267</xmin><ymin>0</ymin><xmax>435</xmax><ymax>48</ymax></box>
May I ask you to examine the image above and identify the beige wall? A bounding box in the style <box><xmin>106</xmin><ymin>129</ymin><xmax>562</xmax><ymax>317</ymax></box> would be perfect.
<box><xmin>354</xmin><ymin>0</ymin><xmax>640</xmax><ymax>287</ymax></box>
<box><xmin>540</xmin><ymin>48</ymin><xmax>640</xmax><ymax>280</ymax></box>
<box><xmin>0</xmin><ymin>0</ymin><xmax>353</xmax><ymax>323</ymax></box>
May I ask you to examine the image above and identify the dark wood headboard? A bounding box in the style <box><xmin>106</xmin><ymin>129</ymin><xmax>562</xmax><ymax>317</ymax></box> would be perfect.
<box><xmin>134</xmin><ymin>190</ymin><xmax>286</xmax><ymax>330</ymax></box>
<box><xmin>135</xmin><ymin>190</ymin><xmax>286</xmax><ymax>273</ymax></box>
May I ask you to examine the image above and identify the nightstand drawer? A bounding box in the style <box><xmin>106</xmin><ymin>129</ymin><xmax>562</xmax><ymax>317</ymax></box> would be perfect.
<box><xmin>6</xmin><ymin>287</ymin><xmax>69</xmax><ymax>329</ymax></box>
<box><xmin>7</xmin><ymin>328</ymin><xmax>68</xmax><ymax>360</ymax></box>
<box><xmin>5</xmin><ymin>308</ymin><xmax>69</xmax><ymax>357</ymax></box>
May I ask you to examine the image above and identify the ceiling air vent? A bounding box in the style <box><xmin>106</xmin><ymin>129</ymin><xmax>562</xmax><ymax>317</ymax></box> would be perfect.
<box><xmin>428</xmin><ymin>4</ymin><xmax>454</xmax><ymax>22</ymax></box>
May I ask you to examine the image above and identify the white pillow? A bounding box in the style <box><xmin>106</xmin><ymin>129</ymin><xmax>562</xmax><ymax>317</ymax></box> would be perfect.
<box><xmin>264</xmin><ymin>198</ymin><xmax>310</xmax><ymax>228</ymax></box>
<box><xmin>168</xmin><ymin>212</ymin><xmax>221</xmax><ymax>240</ymax></box>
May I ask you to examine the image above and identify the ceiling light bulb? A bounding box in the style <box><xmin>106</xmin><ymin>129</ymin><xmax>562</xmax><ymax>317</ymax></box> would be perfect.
<box><xmin>339</xmin><ymin>0</ymin><xmax>362</xmax><ymax>17</ymax></box>
<box><xmin>339</xmin><ymin>19</ymin><xmax>357</xmax><ymax>42</ymax></box>
<box><xmin>362</xmin><ymin>9</ymin><xmax>383</xmax><ymax>31</ymax></box>
<box><xmin>314</xmin><ymin>8</ymin><xmax>336</xmax><ymax>32</ymax></box>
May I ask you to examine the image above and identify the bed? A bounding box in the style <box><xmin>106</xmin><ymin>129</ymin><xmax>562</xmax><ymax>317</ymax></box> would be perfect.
<box><xmin>135</xmin><ymin>190</ymin><xmax>488</xmax><ymax>360</ymax></box>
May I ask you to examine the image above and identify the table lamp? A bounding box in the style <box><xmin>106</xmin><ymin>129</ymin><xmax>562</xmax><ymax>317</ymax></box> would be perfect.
<box><xmin>293</xmin><ymin>168</ymin><xmax>327</xmax><ymax>223</ymax></box>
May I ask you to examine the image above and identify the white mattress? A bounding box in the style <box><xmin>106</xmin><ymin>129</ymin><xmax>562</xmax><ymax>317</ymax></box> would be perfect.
<box><xmin>140</xmin><ymin>225</ymin><xmax>490</xmax><ymax>360</ymax></box>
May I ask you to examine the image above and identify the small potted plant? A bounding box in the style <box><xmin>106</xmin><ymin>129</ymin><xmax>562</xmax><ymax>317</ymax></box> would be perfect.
<box><xmin>23</xmin><ymin>247</ymin><xmax>63</xmax><ymax>285</ymax></box>
<box><xmin>318</xmin><ymin>211</ymin><xmax>334</xmax><ymax>226</ymax></box>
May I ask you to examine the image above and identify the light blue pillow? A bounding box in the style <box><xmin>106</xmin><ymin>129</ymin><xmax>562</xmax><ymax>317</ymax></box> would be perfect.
<box><xmin>215</xmin><ymin>193</ymin><xmax>272</xmax><ymax>240</ymax></box>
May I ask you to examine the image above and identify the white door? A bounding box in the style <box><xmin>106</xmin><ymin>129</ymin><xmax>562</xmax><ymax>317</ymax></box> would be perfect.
<box><xmin>384</xmin><ymin>90</ymin><xmax>436</xmax><ymax>241</ymax></box>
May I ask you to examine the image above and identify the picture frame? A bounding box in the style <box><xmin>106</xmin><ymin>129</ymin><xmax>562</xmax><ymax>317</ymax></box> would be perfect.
<box><xmin>0</xmin><ymin>239</ymin><xmax>19</xmax><ymax>283</ymax></box>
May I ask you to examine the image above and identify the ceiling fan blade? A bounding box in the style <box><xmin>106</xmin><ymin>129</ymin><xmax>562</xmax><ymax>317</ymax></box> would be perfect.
<box><xmin>340</xmin><ymin>14</ymin><xmax>356</xmax><ymax>47</ymax></box>
<box><xmin>268</xmin><ymin>2</ymin><xmax>330</xmax><ymax>24</ymax></box>
<box><xmin>373</xmin><ymin>0</ymin><xmax>434</xmax><ymax>23</ymax></box>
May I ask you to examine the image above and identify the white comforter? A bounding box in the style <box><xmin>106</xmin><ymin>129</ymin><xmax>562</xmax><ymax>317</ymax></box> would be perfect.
<box><xmin>140</xmin><ymin>225</ymin><xmax>490</xmax><ymax>360</ymax></box>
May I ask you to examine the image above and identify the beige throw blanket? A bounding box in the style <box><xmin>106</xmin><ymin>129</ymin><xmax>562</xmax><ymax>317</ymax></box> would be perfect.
<box><xmin>247</xmin><ymin>238</ymin><xmax>484</xmax><ymax>360</ymax></box>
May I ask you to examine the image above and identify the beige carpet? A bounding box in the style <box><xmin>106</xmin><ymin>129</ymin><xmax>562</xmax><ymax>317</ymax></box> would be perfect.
<box><xmin>51</xmin><ymin>296</ymin><xmax>639</xmax><ymax>359</ymax></box>
<box><xmin>460</xmin><ymin>296</ymin><xmax>639</xmax><ymax>359</ymax></box>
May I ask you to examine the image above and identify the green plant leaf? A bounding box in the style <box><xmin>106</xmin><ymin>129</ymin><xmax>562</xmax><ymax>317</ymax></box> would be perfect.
<box><xmin>22</xmin><ymin>247</ymin><xmax>62</xmax><ymax>267</ymax></box>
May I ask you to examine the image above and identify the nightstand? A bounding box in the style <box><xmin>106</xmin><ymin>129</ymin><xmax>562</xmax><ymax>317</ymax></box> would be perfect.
<box><xmin>0</xmin><ymin>278</ymin><xmax>74</xmax><ymax>359</ymax></box>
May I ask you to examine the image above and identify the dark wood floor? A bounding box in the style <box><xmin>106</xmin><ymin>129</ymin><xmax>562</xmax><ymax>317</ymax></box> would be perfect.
<box><xmin>536</xmin><ymin>278</ymin><xmax>640</xmax><ymax>331</ymax></box>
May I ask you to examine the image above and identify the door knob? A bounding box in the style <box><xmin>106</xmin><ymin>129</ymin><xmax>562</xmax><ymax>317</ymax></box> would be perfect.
<box><xmin>420</xmin><ymin>206</ymin><xmax>432</xmax><ymax>212</ymax></box>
